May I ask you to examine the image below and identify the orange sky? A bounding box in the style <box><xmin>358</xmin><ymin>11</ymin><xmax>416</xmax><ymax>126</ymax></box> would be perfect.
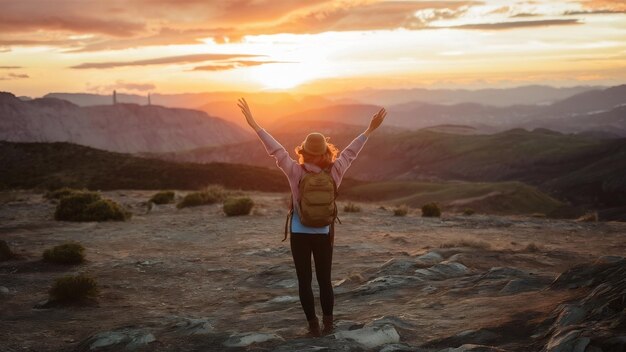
<box><xmin>1</xmin><ymin>0</ymin><xmax>625</xmax><ymax>97</ymax></box>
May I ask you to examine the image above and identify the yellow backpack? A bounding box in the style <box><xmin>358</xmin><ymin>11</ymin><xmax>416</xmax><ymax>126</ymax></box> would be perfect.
<box><xmin>283</xmin><ymin>166</ymin><xmax>339</xmax><ymax>242</ymax></box>
<box><xmin>298</xmin><ymin>169</ymin><xmax>337</xmax><ymax>227</ymax></box>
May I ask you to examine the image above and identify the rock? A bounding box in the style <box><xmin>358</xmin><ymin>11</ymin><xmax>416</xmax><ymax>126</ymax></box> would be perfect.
<box><xmin>268</xmin><ymin>295</ymin><xmax>299</xmax><ymax>303</ymax></box>
<box><xmin>169</xmin><ymin>316</ymin><xmax>214</xmax><ymax>336</ymax></box>
<box><xmin>415</xmin><ymin>252</ymin><xmax>443</xmax><ymax>265</ymax></box>
<box><xmin>0</xmin><ymin>286</ymin><xmax>9</xmax><ymax>295</ymax></box>
<box><xmin>415</xmin><ymin>262</ymin><xmax>469</xmax><ymax>280</ymax></box>
<box><xmin>437</xmin><ymin>344</ymin><xmax>507</xmax><ymax>352</ymax></box>
<box><xmin>546</xmin><ymin>329</ymin><xmax>585</xmax><ymax>352</ymax></box>
<box><xmin>499</xmin><ymin>279</ymin><xmax>536</xmax><ymax>294</ymax></box>
<box><xmin>483</xmin><ymin>267</ymin><xmax>527</xmax><ymax>280</ymax></box>
<box><xmin>378</xmin><ymin>258</ymin><xmax>418</xmax><ymax>276</ymax></box>
<box><xmin>354</xmin><ymin>275</ymin><xmax>422</xmax><ymax>295</ymax></box>
<box><xmin>379</xmin><ymin>343</ymin><xmax>424</xmax><ymax>351</ymax></box>
<box><xmin>85</xmin><ymin>328</ymin><xmax>156</xmax><ymax>350</ymax></box>
<box><xmin>555</xmin><ymin>305</ymin><xmax>587</xmax><ymax>328</ymax></box>
<box><xmin>334</xmin><ymin>324</ymin><xmax>400</xmax><ymax>349</ymax></box>
<box><xmin>223</xmin><ymin>332</ymin><xmax>283</xmax><ymax>347</ymax></box>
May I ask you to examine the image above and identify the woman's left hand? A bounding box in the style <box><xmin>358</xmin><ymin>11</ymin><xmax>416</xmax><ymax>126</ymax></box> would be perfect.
<box><xmin>365</xmin><ymin>108</ymin><xmax>387</xmax><ymax>136</ymax></box>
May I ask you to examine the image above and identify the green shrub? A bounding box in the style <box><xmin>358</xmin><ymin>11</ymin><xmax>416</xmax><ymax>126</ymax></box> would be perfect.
<box><xmin>344</xmin><ymin>202</ymin><xmax>361</xmax><ymax>213</ymax></box>
<box><xmin>393</xmin><ymin>204</ymin><xmax>408</xmax><ymax>216</ymax></box>
<box><xmin>149</xmin><ymin>191</ymin><xmax>175</xmax><ymax>205</ymax></box>
<box><xmin>0</xmin><ymin>240</ymin><xmax>16</xmax><ymax>261</ymax></box>
<box><xmin>43</xmin><ymin>243</ymin><xmax>85</xmax><ymax>264</ymax></box>
<box><xmin>177</xmin><ymin>186</ymin><xmax>228</xmax><ymax>209</ymax></box>
<box><xmin>223</xmin><ymin>197</ymin><xmax>254</xmax><ymax>216</ymax></box>
<box><xmin>463</xmin><ymin>208</ymin><xmax>475</xmax><ymax>216</ymax></box>
<box><xmin>49</xmin><ymin>274</ymin><xmax>98</xmax><ymax>303</ymax></box>
<box><xmin>54</xmin><ymin>191</ymin><xmax>131</xmax><ymax>221</ymax></box>
<box><xmin>421</xmin><ymin>202</ymin><xmax>441</xmax><ymax>217</ymax></box>
<box><xmin>44</xmin><ymin>187</ymin><xmax>82</xmax><ymax>200</ymax></box>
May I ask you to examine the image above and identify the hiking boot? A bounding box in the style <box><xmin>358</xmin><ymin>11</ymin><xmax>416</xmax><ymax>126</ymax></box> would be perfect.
<box><xmin>322</xmin><ymin>315</ymin><xmax>334</xmax><ymax>335</ymax></box>
<box><xmin>307</xmin><ymin>317</ymin><xmax>321</xmax><ymax>337</ymax></box>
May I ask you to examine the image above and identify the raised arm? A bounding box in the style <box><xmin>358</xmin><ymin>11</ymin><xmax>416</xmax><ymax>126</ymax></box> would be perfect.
<box><xmin>333</xmin><ymin>108</ymin><xmax>387</xmax><ymax>184</ymax></box>
<box><xmin>237</xmin><ymin>98</ymin><xmax>299</xmax><ymax>177</ymax></box>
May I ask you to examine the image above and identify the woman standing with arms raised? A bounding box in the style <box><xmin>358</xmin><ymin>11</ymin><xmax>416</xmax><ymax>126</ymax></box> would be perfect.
<box><xmin>237</xmin><ymin>98</ymin><xmax>386</xmax><ymax>336</ymax></box>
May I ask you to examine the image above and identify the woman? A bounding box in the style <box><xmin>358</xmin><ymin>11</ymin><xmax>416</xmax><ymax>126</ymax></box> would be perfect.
<box><xmin>237</xmin><ymin>98</ymin><xmax>386</xmax><ymax>336</ymax></box>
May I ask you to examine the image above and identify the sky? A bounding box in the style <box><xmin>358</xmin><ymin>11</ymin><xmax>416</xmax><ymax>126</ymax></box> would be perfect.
<box><xmin>0</xmin><ymin>0</ymin><xmax>625</xmax><ymax>97</ymax></box>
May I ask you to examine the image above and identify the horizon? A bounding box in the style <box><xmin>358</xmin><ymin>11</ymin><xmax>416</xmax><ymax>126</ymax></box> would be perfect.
<box><xmin>1</xmin><ymin>0</ymin><xmax>625</xmax><ymax>97</ymax></box>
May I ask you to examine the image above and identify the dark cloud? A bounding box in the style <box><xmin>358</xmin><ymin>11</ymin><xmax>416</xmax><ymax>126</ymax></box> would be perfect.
<box><xmin>447</xmin><ymin>19</ymin><xmax>582</xmax><ymax>30</ymax></box>
<box><xmin>71</xmin><ymin>53</ymin><xmax>262</xmax><ymax>69</ymax></box>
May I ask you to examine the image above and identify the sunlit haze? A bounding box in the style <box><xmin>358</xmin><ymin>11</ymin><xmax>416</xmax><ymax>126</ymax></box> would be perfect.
<box><xmin>1</xmin><ymin>0</ymin><xmax>625</xmax><ymax>97</ymax></box>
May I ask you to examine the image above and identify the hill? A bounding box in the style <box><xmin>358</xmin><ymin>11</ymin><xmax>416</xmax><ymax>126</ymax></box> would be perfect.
<box><xmin>0</xmin><ymin>141</ymin><xmax>290</xmax><ymax>192</ymax></box>
<box><xmin>0</xmin><ymin>141</ymin><xmax>570</xmax><ymax>216</ymax></box>
<box><xmin>0</xmin><ymin>92</ymin><xmax>251</xmax><ymax>153</ymax></box>
<box><xmin>341</xmin><ymin>180</ymin><xmax>564</xmax><ymax>216</ymax></box>
<box><xmin>150</xmin><ymin>128</ymin><xmax>626</xmax><ymax>208</ymax></box>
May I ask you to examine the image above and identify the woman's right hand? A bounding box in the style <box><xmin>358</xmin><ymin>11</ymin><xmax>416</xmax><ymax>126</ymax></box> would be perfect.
<box><xmin>237</xmin><ymin>98</ymin><xmax>261</xmax><ymax>132</ymax></box>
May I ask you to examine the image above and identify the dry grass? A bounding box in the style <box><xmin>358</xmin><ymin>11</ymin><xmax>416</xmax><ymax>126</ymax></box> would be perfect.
<box><xmin>393</xmin><ymin>204</ymin><xmax>409</xmax><ymax>216</ymax></box>
<box><xmin>577</xmin><ymin>212</ymin><xmax>598</xmax><ymax>222</ymax></box>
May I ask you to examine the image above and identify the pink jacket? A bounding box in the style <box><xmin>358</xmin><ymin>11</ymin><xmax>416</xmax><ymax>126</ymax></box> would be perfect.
<box><xmin>256</xmin><ymin>129</ymin><xmax>368</xmax><ymax>210</ymax></box>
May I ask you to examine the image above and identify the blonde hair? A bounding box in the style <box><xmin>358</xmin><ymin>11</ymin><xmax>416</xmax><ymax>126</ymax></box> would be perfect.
<box><xmin>295</xmin><ymin>139</ymin><xmax>339</xmax><ymax>169</ymax></box>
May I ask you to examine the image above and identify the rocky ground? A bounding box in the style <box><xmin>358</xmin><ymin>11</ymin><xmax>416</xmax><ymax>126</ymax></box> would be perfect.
<box><xmin>0</xmin><ymin>190</ymin><xmax>625</xmax><ymax>352</ymax></box>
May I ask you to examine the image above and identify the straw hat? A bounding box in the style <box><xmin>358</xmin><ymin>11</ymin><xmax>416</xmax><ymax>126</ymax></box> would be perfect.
<box><xmin>301</xmin><ymin>132</ymin><xmax>328</xmax><ymax>155</ymax></box>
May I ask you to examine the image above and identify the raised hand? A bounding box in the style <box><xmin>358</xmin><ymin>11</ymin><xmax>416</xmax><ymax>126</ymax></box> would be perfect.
<box><xmin>365</xmin><ymin>108</ymin><xmax>387</xmax><ymax>137</ymax></box>
<box><xmin>237</xmin><ymin>98</ymin><xmax>261</xmax><ymax>131</ymax></box>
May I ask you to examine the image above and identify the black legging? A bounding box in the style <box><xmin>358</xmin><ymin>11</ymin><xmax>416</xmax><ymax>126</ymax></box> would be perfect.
<box><xmin>290</xmin><ymin>233</ymin><xmax>334</xmax><ymax>321</ymax></box>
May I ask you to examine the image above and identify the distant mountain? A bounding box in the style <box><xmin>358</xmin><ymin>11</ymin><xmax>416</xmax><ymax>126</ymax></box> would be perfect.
<box><xmin>544</xmin><ymin>85</ymin><xmax>626</xmax><ymax>116</ymax></box>
<box><xmin>328</xmin><ymin>85</ymin><xmax>600</xmax><ymax>106</ymax></box>
<box><xmin>530</xmin><ymin>105</ymin><xmax>626</xmax><ymax>136</ymax></box>
<box><xmin>0</xmin><ymin>92</ymin><xmax>251</xmax><ymax>153</ymax></box>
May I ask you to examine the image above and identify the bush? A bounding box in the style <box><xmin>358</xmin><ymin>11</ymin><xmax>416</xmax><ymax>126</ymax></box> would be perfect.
<box><xmin>223</xmin><ymin>197</ymin><xmax>254</xmax><ymax>216</ymax></box>
<box><xmin>44</xmin><ymin>187</ymin><xmax>82</xmax><ymax>200</ymax></box>
<box><xmin>49</xmin><ymin>274</ymin><xmax>98</xmax><ymax>303</ymax></box>
<box><xmin>43</xmin><ymin>243</ymin><xmax>85</xmax><ymax>264</ymax></box>
<box><xmin>54</xmin><ymin>191</ymin><xmax>131</xmax><ymax>222</ymax></box>
<box><xmin>393</xmin><ymin>204</ymin><xmax>408</xmax><ymax>216</ymax></box>
<box><xmin>463</xmin><ymin>208</ymin><xmax>475</xmax><ymax>216</ymax></box>
<box><xmin>0</xmin><ymin>240</ymin><xmax>16</xmax><ymax>261</ymax></box>
<box><xmin>525</xmin><ymin>243</ymin><xmax>540</xmax><ymax>252</ymax></box>
<box><xmin>344</xmin><ymin>202</ymin><xmax>361</xmax><ymax>213</ymax></box>
<box><xmin>149</xmin><ymin>191</ymin><xmax>175</xmax><ymax>205</ymax></box>
<box><xmin>177</xmin><ymin>186</ymin><xmax>228</xmax><ymax>209</ymax></box>
<box><xmin>421</xmin><ymin>202</ymin><xmax>441</xmax><ymax>217</ymax></box>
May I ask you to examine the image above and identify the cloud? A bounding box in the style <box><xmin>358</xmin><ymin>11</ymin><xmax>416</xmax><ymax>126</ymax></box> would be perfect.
<box><xmin>71</xmin><ymin>53</ymin><xmax>262</xmax><ymax>69</ymax></box>
<box><xmin>0</xmin><ymin>66</ymin><xmax>22</xmax><ymax>69</ymax></box>
<box><xmin>87</xmin><ymin>80</ymin><xmax>156</xmax><ymax>93</ymax></box>
<box><xmin>578</xmin><ymin>0</ymin><xmax>626</xmax><ymax>11</ymax></box>
<box><xmin>446</xmin><ymin>19</ymin><xmax>582</xmax><ymax>30</ymax></box>
<box><xmin>564</xmin><ymin>10</ymin><xmax>626</xmax><ymax>15</ymax></box>
<box><xmin>0</xmin><ymin>14</ymin><xmax>144</xmax><ymax>37</ymax></box>
<box><xmin>0</xmin><ymin>72</ymin><xmax>29</xmax><ymax>80</ymax></box>
<box><xmin>191</xmin><ymin>60</ymin><xmax>289</xmax><ymax>71</ymax></box>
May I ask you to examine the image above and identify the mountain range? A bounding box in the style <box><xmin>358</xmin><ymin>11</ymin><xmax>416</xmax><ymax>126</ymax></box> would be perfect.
<box><xmin>0</xmin><ymin>92</ymin><xmax>251</xmax><ymax>153</ymax></box>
